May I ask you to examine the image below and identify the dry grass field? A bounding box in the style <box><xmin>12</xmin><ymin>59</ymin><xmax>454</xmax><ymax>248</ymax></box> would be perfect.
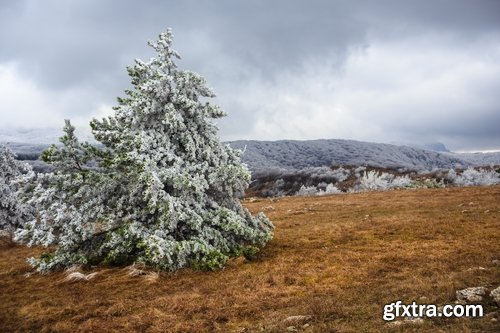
<box><xmin>1</xmin><ymin>186</ymin><xmax>499</xmax><ymax>332</ymax></box>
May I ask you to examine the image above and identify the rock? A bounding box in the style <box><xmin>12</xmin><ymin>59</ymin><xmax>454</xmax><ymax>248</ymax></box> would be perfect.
<box><xmin>387</xmin><ymin>321</ymin><xmax>404</xmax><ymax>327</ymax></box>
<box><xmin>456</xmin><ymin>287</ymin><xmax>487</xmax><ymax>303</ymax></box>
<box><xmin>387</xmin><ymin>318</ymin><xmax>424</xmax><ymax>327</ymax></box>
<box><xmin>490</xmin><ymin>286</ymin><xmax>500</xmax><ymax>306</ymax></box>
<box><xmin>467</xmin><ymin>266</ymin><xmax>487</xmax><ymax>271</ymax></box>
<box><xmin>283</xmin><ymin>315</ymin><xmax>312</xmax><ymax>325</ymax></box>
<box><xmin>492</xmin><ymin>259</ymin><xmax>500</xmax><ymax>266</ymax></box>
<box><xmin>63</xmin><ymin>271</ymin><xmax>98</xmax><ymax>282</ymax></box>
<box><xmin>405</xmin><ymin>317</ymin><xmax>424</xmax><ymax>325</ymax></box>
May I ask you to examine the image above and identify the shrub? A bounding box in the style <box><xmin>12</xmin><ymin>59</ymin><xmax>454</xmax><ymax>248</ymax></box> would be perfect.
<box><xmin>448</xmin><ymin>167</ymin><xmax>500</xmax><ymax>186</ymax></box>
<box><xmin>358</xmin><ymin>170</ymin><xmax>392</xmax><ymax>191</ymax></box>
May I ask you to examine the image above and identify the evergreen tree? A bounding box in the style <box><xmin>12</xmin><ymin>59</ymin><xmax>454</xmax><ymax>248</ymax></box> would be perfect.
<box><xmin>0</xmin><ymin>144</ymin><xmax>33</xmax><ymax>232</ymax></box>
<box><xmin>15</xmin><ymin>29</ymin><xmax>274</xmax><ymax>271</ymax></box>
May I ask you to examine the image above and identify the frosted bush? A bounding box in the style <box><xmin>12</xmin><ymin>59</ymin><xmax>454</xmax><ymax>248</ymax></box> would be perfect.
<box><xmin>357</xmin><ymin>170</ymin><xmax>414</xmax><ymax>191</ymax></box>
<box><xmin>447</xmin><ymin>169</ymin><xmax>457</xmax><ymax>181</ymax></box>
<box><xmin>423</xmin><ymin>178</ymin><xmax>446</xmax><ymax>188</ymax></box>
<box><xmin>448</xmin><ymin>167</ymin><xmax>500</xmax><ymax>186</ymax></box>
<box><xmin>319</xmin><ymin>183</ymin><xmax>342</xmax><ymax>195</ymax></box>
<box><xmin>359</xmin><ymin>170</ymin><xmax>392</xmax><ymax>191</ymax></box>
<box><xmin>296</xmin><ymin>185</ymin><xmax>318</xmax><ymax>196</ymax></box>
<box><xmin>407</xmin><ymin>178</ymin><xmax>445</xmax><ymax>189</ymax></box>
<box><xmin>15</xmin><ymin>29</ymin><xmax>273</xmax><ymax>272</ymax></box>
<box><xmin>331</xmin><ymin>167</ymin><xmax>350</xmax><ymax>182</ymax></box>
<box><xmin>354</xmin><ymin>166</ymin><xmax>366</xmax><ymax>178</ymax></box>
<box><xmin>298</xmin><ymin>166</ymin><xmax>344</xmax><ymax>183</ymax></box>
<box><xmin>296</xmin><ymin>183</ymin><xmax>341</xmax><ymax>196</ymax></box>
<box><xmin>391</xmin><ymin>175</ymin><xmax>412</xmax><ymax>188</ymax></box>
<box><xmin>0</xmin><ymin>144</ymin><xmax>34</xmax><ymax>232</ymax></box>
<box><xmin>269</xmin><ymin>178</ymin><xmax>286</xmax><ymax>197</ymax></box>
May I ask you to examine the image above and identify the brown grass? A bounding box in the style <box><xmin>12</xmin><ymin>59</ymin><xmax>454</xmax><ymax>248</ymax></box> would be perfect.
<box><xmin>1</xmin><ymin>186</ymin><xmax>499</xmax><ymax>332</ymax></box>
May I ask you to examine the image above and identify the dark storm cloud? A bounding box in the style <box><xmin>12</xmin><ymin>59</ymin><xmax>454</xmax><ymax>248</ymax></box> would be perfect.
<box><xmin>2</xmin><ymin>0</ymin><xmax>498</xmax><ymax>85</ymax></box>
<box><xmin>0</xmin><ymin>0</ymin><xmax>499</xmax><ymax>151</ymax></box>
<box><xmin>0</xmin><ymin>0</ymin><xmax>365</xmax><ymax>87</ymax></box>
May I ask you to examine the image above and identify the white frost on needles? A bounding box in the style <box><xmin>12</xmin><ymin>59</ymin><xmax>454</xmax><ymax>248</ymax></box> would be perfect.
<box><xmin>15</xmin><ymin>29</ymin><xmax>274</xmax><ymax>272</ymax></box>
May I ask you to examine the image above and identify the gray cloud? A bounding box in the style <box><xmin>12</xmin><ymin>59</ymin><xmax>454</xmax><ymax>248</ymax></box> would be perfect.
<box><xmin>0</xmin><ymin>0</ymin><xmax>499</xmax><ymax>151</ymax></box>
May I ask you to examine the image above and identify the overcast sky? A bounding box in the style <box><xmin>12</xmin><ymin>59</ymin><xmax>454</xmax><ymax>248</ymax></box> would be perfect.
<box><xmin>0</xmin><ymin>0</ymin><xmax>499</xmax><ymax>151</ymax></box>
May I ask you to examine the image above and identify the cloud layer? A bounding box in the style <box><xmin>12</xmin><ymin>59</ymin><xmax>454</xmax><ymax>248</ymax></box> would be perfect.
<box><xmin>1</xmin><ymin>0</ymin><xmax>499</xmax><ymax>151</ymax></box>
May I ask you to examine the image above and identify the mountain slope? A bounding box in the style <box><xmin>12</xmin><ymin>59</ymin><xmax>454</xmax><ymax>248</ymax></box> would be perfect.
<box><xmin>228</xmin><ymin>139</ymin><xmax>469</xmax><ymax>171</ymax></box>
<box><xmin>455</xmin><ymin>151</ymin><xmax>500</xmax><ymax>166</ymax></box>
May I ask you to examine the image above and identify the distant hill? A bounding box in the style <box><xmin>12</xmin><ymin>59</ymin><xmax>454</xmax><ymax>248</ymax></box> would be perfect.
<box><xmin>419</xmin><ymin>142</ymin><xmax>450</xmax><ymax>152</ymax></box>
<box><xmin>228</xmin><ymin>139</ymin><xmax>499</xmax><ymax>172</ymax></box>
<box><xmin>456</xmin><ymin>151</ymin><xmax>500</xmax><ymax>166</ymax></box>
<box><xmin>3</xmin><ymin>142</ymin><xmax>50</xmax><ymax>160</ymax></box>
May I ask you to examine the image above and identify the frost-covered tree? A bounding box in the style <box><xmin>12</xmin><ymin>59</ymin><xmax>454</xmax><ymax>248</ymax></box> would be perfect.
<box><xmin>0</xmin><ymin>144</ymin><xmax>33</xmax><ymax>232</ymax></box>
<box><xmin>15</xmin><ymin>29</ymin><xmax>274</xmax><ymax>272</ymax></box>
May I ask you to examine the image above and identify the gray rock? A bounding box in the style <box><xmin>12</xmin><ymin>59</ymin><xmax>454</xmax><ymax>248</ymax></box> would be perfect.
<box><xmin>456</xmin><ymin>287</ymin><xmax>488</xmax><ymax>303</ymax></box>
<box><xmin>387</xmin><ymin>317</ymin><xmax>424</xmax><ymax>327</ymax></box>
<box><xmin>467</xmin><ymin>266</ymin><xmax>487</xmax><ymax>271</ymax></box>
<box><xmin>406</xmin><ymin>317</ymin><xmax>425</xmax><ymax>325</ymax></box>
<box><xmin>387</xmin><ymin>320</ymin><xmax>404</xmax><ymax>327</ymax></box>
<box><xmin>283</xmin><ymin>315</ymin><xmax>312</xmax><ymax>325</ymax></box>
